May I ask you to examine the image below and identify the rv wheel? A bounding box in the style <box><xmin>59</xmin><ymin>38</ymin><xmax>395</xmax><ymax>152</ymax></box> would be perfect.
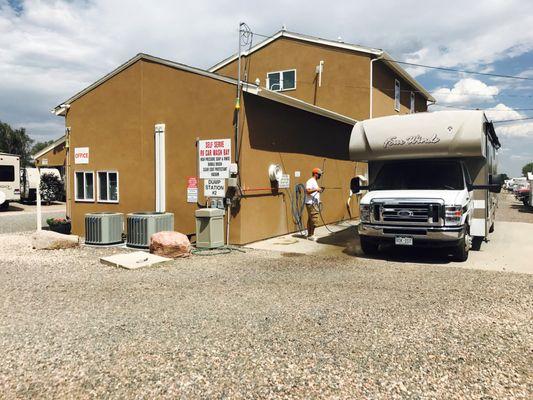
<box><xmin>360</xmin><ymin>236</ymin><xmax>379</xmax><ymax>255</ymax></box>
<box><xmin>0</xmin><ymin>201</ymin><xmax>9</xmax><ymax>211</ymax></box>
<box><xmin>454</xmin><ymin>226</ymin><xmax>471</xmax><ymax>262</ymax></box>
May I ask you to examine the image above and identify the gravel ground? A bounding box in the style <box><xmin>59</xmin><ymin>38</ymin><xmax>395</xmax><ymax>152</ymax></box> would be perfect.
<box><xmin>0</xmin><ymin>202</ymin><xmax>65</xmax><ymax>234</ymax></box>
<box><xmin>0</xmin><ymin>233</ymin><xmax>531</xmax><ymax>399</ymax></box>
<box><xmin>497</xmin><ymin>192</ymin><xmax>533</xmax><ymax>223</ymax></box>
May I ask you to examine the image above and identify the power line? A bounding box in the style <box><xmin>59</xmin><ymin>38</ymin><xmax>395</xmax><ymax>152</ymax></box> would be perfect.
<box><xmin>379</xmin><ymin>60</ymin><xmax>533</xmax><ymax>81</ymax></box>
<box><xmin>493</xmin><ymin>117</ymin><xmax>533</xmax><ymax>123</ymax></box>
<box><xmin>247</xmin><ymin>29</ymin><xmax>533</xmax><ymax>81</ymax></box>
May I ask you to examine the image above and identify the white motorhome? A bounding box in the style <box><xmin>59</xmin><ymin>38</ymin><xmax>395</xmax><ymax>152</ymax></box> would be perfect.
<box><xmin>349</xmin><ymin>111</ymin><xmax>503</xmax><ymax>261</ymax></box>
<box><xmin>0</xmin><ymin>153</ymin><xmax>21</xmax><ymax>210</ymax></box>
<box><xmin>20</xmin><ymin>167</ymin><xmax>62</xmax><ymax>202</ymax></box>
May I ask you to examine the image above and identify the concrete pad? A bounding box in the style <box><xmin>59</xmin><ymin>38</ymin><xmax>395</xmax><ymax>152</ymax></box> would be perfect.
<box><xmin>246</xmin><ymin>220</ymin><xmax>533</xmax><ymax>275</ymax></box>
<box><xmin>246</xmin><ymin>221</ymin><xmax>359</xmax><ymax>257</ymax></box>
<box><xmin>100</xmin><ymin>251</ymin><xmax>172</xmax><ymax>270</ymax></box>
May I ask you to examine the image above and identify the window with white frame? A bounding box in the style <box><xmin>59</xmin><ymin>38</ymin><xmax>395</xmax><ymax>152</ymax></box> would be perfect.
<box><xmin>394</xmin><ymin>79</ymin><xmax>401</xmax><ymax>111</ymax></box>
<box><xmin>410</xmin><ymin>92</ymin><xmax>415</xmax><ymax>113</ymax></box>
<box><xmin>97</xmin><ymin>171</ymin><xmax>119</xmax><ymax>203</ymax></box>
<box><xmin>266</xmin><ymin>69</ymin><xmax>296</xmax><ymax>91</ymax></box>
<box><xmin>75</xmin><ymin>171</ymin><xmax>94</xmax><ymax>201</ymax></box>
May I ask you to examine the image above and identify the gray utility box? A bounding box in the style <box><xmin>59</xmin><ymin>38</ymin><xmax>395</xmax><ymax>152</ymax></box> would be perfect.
<box><xmin>85</xmin><ymin>212</ymin><xmax>124</xmax><ymax>245</ymax></box>
<box><xmin>126</xmin><ymin>212</ymin><xmax>174</xmax><ymax>248</ymax></box>
<box><xmin>195</xmin><ymin>208</ymin><xmax>225</xmax><ymax>249</ymax></box>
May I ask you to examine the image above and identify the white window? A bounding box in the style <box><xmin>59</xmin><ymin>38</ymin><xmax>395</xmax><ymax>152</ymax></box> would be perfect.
<box><xmin>97</xmin><ymin>171</ymin><xmax>119</xmax><ymax>203</ymax></box>
<box><xmin>394</xmin><ymin>79</ymin><xmax>401</xmax><ymax>112</ymax></box>
<box><xmin>410</xmin><ymin>92</ymin><xmax>415</xmax><ymax>113</ymax></box>
<box><xmin>266</xmin><ymin>69</ymin><xmax>296</xmax><ymax>91</ymax></box>
<box><xmin>75</xmin><ymin>171</ymin><xmax>94</xmax><ymax>202</ymax></box>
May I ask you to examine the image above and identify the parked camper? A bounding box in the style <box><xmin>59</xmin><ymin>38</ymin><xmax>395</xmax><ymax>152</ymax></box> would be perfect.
<box><xmin>20</xmin><ymin>167</ymin><xmax>62</xmax><ymax>202</ymax></box>
<box><xmin>349</xmin><ymin>111</ymin><xmax>503</xmax><ymax>261</ymax></box>
<box><xmin>0</xmin><ymin>153</ymin><xmax>21</xmax><ymax>210</ymax></box>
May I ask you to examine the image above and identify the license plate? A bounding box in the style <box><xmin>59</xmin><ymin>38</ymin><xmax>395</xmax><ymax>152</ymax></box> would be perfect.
<box><xmin>395</xmin><ymin>236</ymin><xmax>413</xmax><ymax>246</ymax></box>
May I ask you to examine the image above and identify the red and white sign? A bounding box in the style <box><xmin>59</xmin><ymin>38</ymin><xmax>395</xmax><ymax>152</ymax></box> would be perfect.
<box><xmin>198</xmin><ymin>139</ymin><xmax>231</xmax><ymax>179</ymax></box>
<box><xmin>74</xmin><ymin>147</ymin><xmax>89</xmax><ymax>164</ymax></box>
<box><xmin>186</xmin><ymin>176</ymin><xmax>198</xmax><ymax>203</ymax></box>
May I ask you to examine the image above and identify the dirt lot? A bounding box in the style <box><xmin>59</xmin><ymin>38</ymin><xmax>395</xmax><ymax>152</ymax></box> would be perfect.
<box><xmin>0</xmin><ymin>230</ymin><xmax>531</xmax><ymax>399</ymax></box>
<box><xmin>497</xmin><ymin>192</ymin><xmax>533</xmax><ymax>223</ymax></box>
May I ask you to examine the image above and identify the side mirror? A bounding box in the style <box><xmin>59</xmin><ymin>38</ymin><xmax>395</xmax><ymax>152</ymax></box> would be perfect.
<box><xmin>350</xmin><ymin>176</ymin><xmax>369</xmax><ymax>194</ymax></box>
<box><xmin>489</xmin><ymin>174</ymin><xmax>504</xmax><ymax>193</ymax></box>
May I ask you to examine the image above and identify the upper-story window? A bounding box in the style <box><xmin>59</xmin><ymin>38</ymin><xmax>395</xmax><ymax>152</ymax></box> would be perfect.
<box><xmin>394</xmin><ymin>79</ymin><xmax>401</xmax><ymax>112</ymax></box>
<box><xmin>410</xmin><ymin>92</ymin><xmax>415</xmax><ymax>113</ymax></box>
<box><xmin>266</xmin><ymin>69</ymin><xmax>296</xmax><ymax>91</ymax></box>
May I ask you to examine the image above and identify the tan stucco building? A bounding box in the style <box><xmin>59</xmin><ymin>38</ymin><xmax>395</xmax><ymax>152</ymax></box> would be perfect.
<box><xmin>33</xmin><ymin>135</ymin><xmax>67</xmax><ymax>174</ymax></box>
<box><xmin>53</xmin><ymin>31</ymin><xmax>433</xmax><ymax>245</ymax></box>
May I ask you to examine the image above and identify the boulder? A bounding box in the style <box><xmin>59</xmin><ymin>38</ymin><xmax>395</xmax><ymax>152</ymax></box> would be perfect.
<box><xmin>150</xmin><ymin>231</ymin><xmax>191</xmax><ymax>258</ymax></box>
<box><xmin>32</xmin><ymin>230</ymin><xmax>79</xmax><ymax>250</ymax></box>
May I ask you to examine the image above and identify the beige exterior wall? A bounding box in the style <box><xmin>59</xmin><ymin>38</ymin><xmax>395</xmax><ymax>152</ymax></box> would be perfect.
<box><xmin>215</xmin><ymin>37</ymin><xmax>429</xmax><ymax>120</ymax></box>
<box><xmin>35</xmin><ymin>142</ymin><xmax>66</xmax><ymax>168</ymax></box>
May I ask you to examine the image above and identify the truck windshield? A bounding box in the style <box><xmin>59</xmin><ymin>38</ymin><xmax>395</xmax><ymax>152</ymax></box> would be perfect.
<box><xmin>373</xmin><ymin>160</ymin><xmax>465</xmax><ymax>190</ymax></box>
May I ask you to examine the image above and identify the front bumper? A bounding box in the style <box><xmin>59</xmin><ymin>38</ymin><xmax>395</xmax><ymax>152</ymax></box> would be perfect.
<box><xmin>359</xmin><ymin>223</ymin><xmax>465</xmax><ymax>246</ymax></box>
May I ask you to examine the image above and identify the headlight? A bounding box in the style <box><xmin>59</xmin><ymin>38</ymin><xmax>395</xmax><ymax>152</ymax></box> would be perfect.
<box><xmin>360</xmin><ymin>204</ymin><xmax>371</xmax><ymax>223</ymax></box>
<box><xmin>445</xmin><ymin>205</ymin><xmax>463</xmax><ymax>225</ymax></box>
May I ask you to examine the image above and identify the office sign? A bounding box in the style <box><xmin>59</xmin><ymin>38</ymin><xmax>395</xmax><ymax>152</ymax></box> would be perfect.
<box><xmin>74</xmin><ymin>147</ymin><xmax>89</xmax><ymax>164</ymax></box>
<box><xmin>198</xmin><ymin>139</ymin><xmax>231</xmax><ymax>179</ymax></box>
<box><xmin>204</xmin><ymin>178</ymin><xmax>226</xmax><ymax>197</ymax></box>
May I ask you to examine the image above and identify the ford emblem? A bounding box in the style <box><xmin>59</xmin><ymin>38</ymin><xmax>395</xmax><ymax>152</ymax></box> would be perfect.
<box><xmin>397</xmin><ymin>210</ymin><xmax>413</xmax><ymax>217</ymax></box>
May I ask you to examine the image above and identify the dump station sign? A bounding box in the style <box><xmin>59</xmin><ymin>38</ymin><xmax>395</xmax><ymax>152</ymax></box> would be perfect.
<box><xmin>204</xmin><ymin>178</ymin><xmax>226</xmax><ymax>197</ymax></box>
<box><xmin>198</xmin><ymin>139</ymin><xmax>231</xmax><ymax>179</ymax></box>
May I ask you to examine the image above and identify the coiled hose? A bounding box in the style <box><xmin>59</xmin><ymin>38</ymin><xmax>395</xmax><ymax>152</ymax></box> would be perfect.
<box><xmin>291</xmin><ymin>183</ymin><xmax>307</xmax><ymax>234</ymax></box>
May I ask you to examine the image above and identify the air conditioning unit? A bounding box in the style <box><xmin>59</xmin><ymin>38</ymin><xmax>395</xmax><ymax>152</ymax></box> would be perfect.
<box><xmin>126</xmin><ymin>212</ymin><xmax>174</xmax><ymax>248</ymax></box>
<box><xmin>85</xmin><ymin>212</ymin><xmax>124</xmax><ymax>245</ymax></box>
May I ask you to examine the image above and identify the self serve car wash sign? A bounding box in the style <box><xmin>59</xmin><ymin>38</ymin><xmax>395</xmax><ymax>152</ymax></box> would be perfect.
<box><xmin>198</xmin><ymin>139</ymin><xmax>231</xmax><ymax>179</ymax></box>
<box><xmin>74</xmin><ymin>147</ymin><xmax>89</xmax><ymax>164</ymax></box>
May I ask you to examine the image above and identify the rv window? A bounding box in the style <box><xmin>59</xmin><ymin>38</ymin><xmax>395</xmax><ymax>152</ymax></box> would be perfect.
<box><xmin>0</xmin><ymin>166</ymin><xmax>15</xmax><ymax>182</ymax></box>
<box><xmin>394</xmin><ymin>79</ymin><xmax>401</xmax><ymax>111</ymax></box>
<box><xmin>75</xmin><ymin>171</ymin><xmax>94</xmax><ymax>201</ymax></box>
<box><xmin>267</xmin><ymin>69</ymin><xmax>296</xmax><ymax>91</ymax></box>
<box><xmin>373</xmin><ymin>161</ymin><xmax>464</xmax><ymax>191</ymax></box>
<box><xmin>98</xmin><ymin>171</ymin><xmax>119</xmax><ymax>203</ymax></box>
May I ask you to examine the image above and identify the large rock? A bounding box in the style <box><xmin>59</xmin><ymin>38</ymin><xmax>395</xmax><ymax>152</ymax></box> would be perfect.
<box><xmin>150</xmin><ymin>231</ymin><xmax>191</xmax><ymax>258</ymax></box>
<box><xmin>32</xmin><ymin>230</ymin><xmax>79</xmax><ymax>250</ymax></box>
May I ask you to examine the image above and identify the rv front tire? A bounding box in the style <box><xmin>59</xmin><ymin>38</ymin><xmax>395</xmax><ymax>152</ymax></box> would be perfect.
<box><xmin>454</xmin><ymin>226</ymin><xmax>471</xmax><ymax>262</ymax></box>
<box><xmin>0</xmin><ymin>201</ymin><xmax>9</xmax><ymax>211</ymax></box>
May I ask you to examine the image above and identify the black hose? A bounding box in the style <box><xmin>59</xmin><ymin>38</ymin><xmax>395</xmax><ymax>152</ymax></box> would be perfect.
<box><xmin>291</xmin><ymin>183</ymin><xmax>307</xmax><ymax>233</ymax></box>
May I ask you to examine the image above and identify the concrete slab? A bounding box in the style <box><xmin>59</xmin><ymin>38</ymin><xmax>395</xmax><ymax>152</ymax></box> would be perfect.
<box><xmin>246</xmin><ymin>220</ymin><xmax>533</xmax><ymax>275</ymax></box>
<box><xmin>100</xmin><ymin>251</ymin><xmax>172</xmax><ymax>270</ymax></box>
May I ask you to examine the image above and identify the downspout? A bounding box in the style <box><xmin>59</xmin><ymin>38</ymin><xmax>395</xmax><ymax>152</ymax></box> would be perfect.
<box><xmin>369</xmin><ymin>54</ymin><xmax>384</xmax><ymax>119</ymax></box>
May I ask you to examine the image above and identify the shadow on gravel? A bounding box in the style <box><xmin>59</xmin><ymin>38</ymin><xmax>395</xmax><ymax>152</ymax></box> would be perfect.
<box><xmin>510</xmin><ymin>204</ymin><xmax>533</xmax><ymax>214</ymax></box>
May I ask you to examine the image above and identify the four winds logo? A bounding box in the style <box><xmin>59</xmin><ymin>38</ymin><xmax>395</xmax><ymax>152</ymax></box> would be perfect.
<box><xmin>383</xmin><ymin>134</ymin><xmax>440</xmax><ymax>148</ymax></box>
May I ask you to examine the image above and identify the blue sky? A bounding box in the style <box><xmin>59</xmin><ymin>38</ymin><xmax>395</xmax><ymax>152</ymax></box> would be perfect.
<box><xmin>1</xmin><ymin>0</ymin><xmax>532</xmax><ymax>176</ymax></box>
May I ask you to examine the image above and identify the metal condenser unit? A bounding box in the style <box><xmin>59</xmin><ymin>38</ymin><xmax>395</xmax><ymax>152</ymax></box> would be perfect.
<box><xmin>85</xmin><ymin>212</ymin><xmax>124</xmax><ymax>245</ymax></box>
<box><xmin>126</xmin><ymin>212</ymin><xmax>174</xmax><ymax>248</ymax></box>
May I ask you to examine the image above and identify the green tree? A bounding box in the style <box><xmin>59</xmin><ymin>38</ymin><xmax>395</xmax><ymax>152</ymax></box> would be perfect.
<box><xmin>522</xmin><ymin>162</ymin><xmax>533</xmax><ymax>177</ymax></box>
<box><xmin>31</xmin><ymin>140</ymin><xmax>54</xmax><ymax>155</ymax></box>
<box><xmin>0</xmin><ymin>120</ymin><xmax>34</xmax><ymax>167</ymax></box>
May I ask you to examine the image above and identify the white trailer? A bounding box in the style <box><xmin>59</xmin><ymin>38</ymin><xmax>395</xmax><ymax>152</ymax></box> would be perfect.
<box><xmin>20</xmin><ymin>167</ymin><xmax>61</xmax><ymax>202</ymax></box>
<box><xmin>0</xmin><ymin>153</ymin><xmax>21</xmax><ymax>211</ymax></box>
<box><xmin>349</xmin><ymin>111</ymin><xmax>503</xmax><ymax>261</ymax></box>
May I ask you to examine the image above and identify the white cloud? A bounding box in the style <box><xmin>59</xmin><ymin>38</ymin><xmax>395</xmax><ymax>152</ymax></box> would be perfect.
<box><xmin>432</xmin><ymin>78</ymin><xmax>499</xmax><ymax>105</ymax></box>
<box><xmin>1</xmin><ymin>0</ymin><xmax>533</xmax><ymax>142</ymax></box>
<box><xmin>486</xmin><ymin>104</ymin><xmax>533</xmax><ymax>138</ymax></box>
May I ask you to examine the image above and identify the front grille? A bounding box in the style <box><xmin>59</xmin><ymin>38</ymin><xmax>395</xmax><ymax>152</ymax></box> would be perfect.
<box><xmin>370</xmin><ymin>199</ymin><xmax>444</xmax><ymax>226</ymax></box>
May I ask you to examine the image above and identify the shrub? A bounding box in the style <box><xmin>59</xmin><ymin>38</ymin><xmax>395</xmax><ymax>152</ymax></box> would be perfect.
<box><xmin>40</xmin><ymin>173</ymin><xmax>64</xmax><ymax>203</ymax></box>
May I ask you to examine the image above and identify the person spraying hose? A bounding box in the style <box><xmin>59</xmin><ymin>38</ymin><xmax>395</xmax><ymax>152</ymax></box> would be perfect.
<box><xmin>305</xmin><ymin>168</ymin><xmax>324</xmax><ymax>241</ymax></box>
